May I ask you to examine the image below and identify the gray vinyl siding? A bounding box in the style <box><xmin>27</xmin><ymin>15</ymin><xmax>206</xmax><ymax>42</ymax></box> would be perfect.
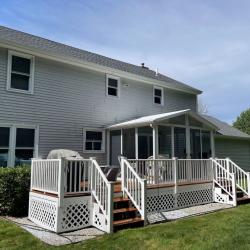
<box><xmin>0</xmin><ymin>47</ymin><xmax>197</xmax><ymax>163</ymax></box>
<box><xmin>215</xmin><ymin>137</ymin><xmax>250</xmax><ymax>171</ymax></box>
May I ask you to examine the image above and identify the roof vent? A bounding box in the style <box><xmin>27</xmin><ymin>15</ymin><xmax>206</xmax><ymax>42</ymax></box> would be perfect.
<box><xmin>141</xmin><ymin>63</ymin><xmax>149</xmax><ymax>69</ymax></box>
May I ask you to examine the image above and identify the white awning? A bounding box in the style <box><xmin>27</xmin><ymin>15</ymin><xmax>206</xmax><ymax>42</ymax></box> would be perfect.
<box><xmin>107</xmin><ymin>109</ymin><xmax>218</xmax><ymax>130</ymax></box>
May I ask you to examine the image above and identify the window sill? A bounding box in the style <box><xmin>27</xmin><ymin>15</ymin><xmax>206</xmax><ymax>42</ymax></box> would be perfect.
<box><xmin>6</xmin><ymin>87</ymin><xmax>34</xmax><ymax>95</ymax></box>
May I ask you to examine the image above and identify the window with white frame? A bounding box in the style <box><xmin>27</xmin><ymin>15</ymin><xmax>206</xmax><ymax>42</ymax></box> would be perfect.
<box><xmin>15</xmin><ymin>128</ymin><xmax>35</xmax><ymax>166</ymax></box>
<box><xmin>7</xmin><ymin>50</ymin><xmax>34</xmax><ymax>93</ymax></box>
<box><xmin>153</xmin><ymin>86</ymin><xmax>164</xmax><ymax>105</ymax></box>
<box><xmin>106</xmin><ymin>74</ymin><xmax>120</xmax><ymax>97</ymax></box>
<box><xmin>0</xmin><ymin>125</ymin><xmax>37</xmax><ymax>167</ymax></box>
<box><xmin>83</xmin><ymin>129</ymin><xmax>105</xmax><ymax>153</ymax></box>
<box><xmin>0</xmin><ymin>127</ymin><xmax>10</xmax><ymax>167</ymax></box>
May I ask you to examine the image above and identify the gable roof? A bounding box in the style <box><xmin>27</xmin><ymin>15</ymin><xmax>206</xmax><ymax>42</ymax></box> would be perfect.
<box><xmin>107</xmin><ymin>109</ymin><xmax>218</xmax><ymax>130</ymax></box>
<box><xmin>202</xmin><ymin>115</ymin><xmax>250</xmax><ymax>139</ymax></box>
<box><xmin>0</xmin><ymin>25</ymin><xmax>201</xmax><ymax>95</ymax></box>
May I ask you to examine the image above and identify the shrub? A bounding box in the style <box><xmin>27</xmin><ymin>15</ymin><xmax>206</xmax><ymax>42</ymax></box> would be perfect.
<box><xmin>0</xmin><ymin>166</ymin><xmax>31</xmax><ymax>217</ymax></box>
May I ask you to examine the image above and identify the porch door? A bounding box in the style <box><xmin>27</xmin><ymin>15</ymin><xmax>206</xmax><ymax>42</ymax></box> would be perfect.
<box><xmin>110</xmin><ymin>130</ymin><xmax>121</xmax><ymax>166</ymax></box>
<box><xmin>174</xmin><ymin>127</ymin><xmax>186</xmax><ymax>159</ymax></box>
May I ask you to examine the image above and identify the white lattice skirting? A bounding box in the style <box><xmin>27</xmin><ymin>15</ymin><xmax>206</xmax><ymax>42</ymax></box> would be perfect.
<box><xmin>29</xmin><ymin>192</ymin><xmax>91</xmax><ymax>233</ymax></box>
<box><xmin>147</xmin><ymin>183</ymin><xmax>213</xmax><ymax>213</ymax></box>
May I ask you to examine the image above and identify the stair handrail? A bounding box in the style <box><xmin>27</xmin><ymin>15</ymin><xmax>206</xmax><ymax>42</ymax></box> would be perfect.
<box><xmin>121</xmin><ymin>157</ymin><xmax>147</xmax><ymax>221</ymax></box>
<box><xmin>90</xmin><ymin>158</ymin><xmax>114</xmax><ymax>233</ymax></box>
<box><xmin>215</xmin><ymin>158</ymin><xmax>250</xmax><ymax>196</ymax></box>
<box><xmin>212</xmin><ymin>158</ymin><xmax>237</xmax><ymax>206</ymax></box>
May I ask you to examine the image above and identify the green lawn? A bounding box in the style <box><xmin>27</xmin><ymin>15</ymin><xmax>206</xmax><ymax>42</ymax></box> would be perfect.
<box><xmin>1</xmin><ymin>204</ymin><xmax>250</xmax><ymax>250</ymax></box>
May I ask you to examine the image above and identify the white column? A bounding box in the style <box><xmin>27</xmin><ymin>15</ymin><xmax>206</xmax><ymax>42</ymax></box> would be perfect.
<box><xmin>210</xmin><ymin>130</ymin><xmax>215</xmax><ymax>158</ymax></box>
<box><xmin>171</xmin><ymin>126</ymin><xmax>175</xmax><ymax>157</ymax></box>
<box><xmin>121</xmin><ymin>129</ymin><xmax>123</xmax><ymax>155</ymax></box>
<box><xmin>185</xmin><ymin>114</ymin><xmax>191</xmax><ymax>159</ymax></box>
<box><xmin>135</xmin><ymin>127</ymin><xmax>138</xmax><ymax>159</ymax></box>
<box><xmin>106</xmin><ymin>130</ymin><xmax>110</xmax><ymax>165</ymax></box>
<box><xmin>152</xmin><ymin>125</ymin><xmax>158</xmax><ymax>159</ymax></box>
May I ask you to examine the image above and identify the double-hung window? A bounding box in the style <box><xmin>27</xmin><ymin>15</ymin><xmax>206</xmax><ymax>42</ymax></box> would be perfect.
<box><xmin>7</xmin><ymin>50</ymin><xmax>35</xmax><ymax>94</ymax></box>
<box><xmin>15</xmin><ymin>128</ymin><xmax>35</xmax><ymax>166</ymax></box>
<box><xmin>83</xmin><ymin>129</ymin><xmax>105</xmax><ymax>153</ymax></box>
<box><xmin>153</xmin><ymin>86</ymin><xmax>164</xmax><ymax>105</ymax></box>
<box><xmin>0</xmin><ymin>127</ymin><xmax>10</xmax><ymax>167</ymax></box>
<box><xmin>106</xmin><ymin>74</ymin><xmax>120</xmax><ymax>97</ymax></box>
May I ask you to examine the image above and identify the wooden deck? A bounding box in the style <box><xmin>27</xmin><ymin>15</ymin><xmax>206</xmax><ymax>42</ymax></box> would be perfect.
<box><xmin>147</xmin><ymin>180</ymin><xmax>212</xmax><ymax>189</ymax></box>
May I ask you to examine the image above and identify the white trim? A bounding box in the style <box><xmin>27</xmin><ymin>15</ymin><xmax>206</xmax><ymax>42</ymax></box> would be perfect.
<box><xmin>153</xmin><ymin>86</ymin><xmax>164</xmax><ymax>106</ymax></box>
<box><xmin>0</xmin><ymin>123</ymin><xmax>39</xmax><ymax>167</ymax></box>
<box><xmin>6</xmin><ymin>50</ymin><xmax>35</xmax><ymax>94</ymax></box>
<box><xmin>0</xmin><ymin>41</ymin><xmax>202</xmax><ymax>95</ymax></box>
<box><xmin>135</xmin><ymin>127</ymin><xmax>138</xmax><ymax>159</ymax></box>
<box><xmin>106</xmin><ymin>130</ymin><xmax>110</xmax><ymax>165</ymax></box>
<box><xmin>106</xmin><ymin>74</ymin><xmax>121</xmax><ymax>98</ymax></box>
<box><xmin>83</xmin><ymin>128</ymin><xmax>105</xmax><ymax>153</ymax></box>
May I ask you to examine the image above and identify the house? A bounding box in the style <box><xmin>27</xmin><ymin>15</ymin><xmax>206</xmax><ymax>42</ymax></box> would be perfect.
<box><xmin>0</xmin><ymin>25</ymin><xmax>250</xmax><ymax>233</ymax></box>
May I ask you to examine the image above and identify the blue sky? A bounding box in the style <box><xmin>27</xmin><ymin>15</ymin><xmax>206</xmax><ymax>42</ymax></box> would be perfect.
<box><xmin>1</xmin><ymin>0</ymin><xmax>250</xmax><ymax>124</ymax></box>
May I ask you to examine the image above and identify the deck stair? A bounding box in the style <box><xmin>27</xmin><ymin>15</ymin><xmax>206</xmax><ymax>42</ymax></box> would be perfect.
<box><xmin>112</xmin><ymin>181</ymin><xmax>144</xmax><ymax>231</ymax></box>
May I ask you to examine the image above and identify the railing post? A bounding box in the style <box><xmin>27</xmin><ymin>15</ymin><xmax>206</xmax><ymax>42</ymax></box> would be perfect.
<box><xmin>90</xmin><ymin>157</ymin><xmax>96</xmax><ymax>191</ymax></box>
<box><xmin>30</xmin><ymin>159</ymin><xmax>34</xmax><ymax>191</ymax></box>
<box><xmin>231</xmin><ymin>173</ymin><xmax>237</xmax><ymax>206</ymax></box>
<box><xmin>107</xmin><ymin>182</ymin><xmax>114</xmax><ymax>233</ymax></box>
<box><xmin>226</xmin><ymin>157</ymin><xmax>230</xmax><ymax>177</ymax></box>
<box><xmin>141</xmin><ymin>179</ymin><xmax>147</xmax><ymax>225</ymax></box>
<box><xmin>247</xmin><ymin>172</ymin><xmax>250</xmax><ymax>197</ymax></box>
<box><xmin>120</xmin><ymin>156</ymin><xmax>127</xmax><ymax>196</ymax></box>
<box><xmin>58</xmin><ymin>158</ymin><xmax>65</xmax><ymax>208</ymax></box>
<box><xmin>173</xmin><ymin>157</ymin><xmax>178</xmax><ymax>208</ymax></box>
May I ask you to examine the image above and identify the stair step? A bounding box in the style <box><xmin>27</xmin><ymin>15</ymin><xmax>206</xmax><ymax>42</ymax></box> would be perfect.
<box><xmin>113</xmin><ymin>217</ymin><xmax>143</xmax><ymax>226</ymax></box>
<box><xmin>237</xmin><ymin>196</ymin><xmax>250</xmax><ymax>202</ymax></box>
<box><xmin>113</xmin><ymin>207</ymin><xmax>137</xmax><ymax>214</ymax></box>
<box><xmin>113</xmin><ymin>197</ymin><xmax>130</xmax><ymax>202</ymax></box>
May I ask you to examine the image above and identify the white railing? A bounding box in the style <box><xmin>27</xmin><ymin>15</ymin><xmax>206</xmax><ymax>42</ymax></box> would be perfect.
<box><xmin>64</xmin><ymin>159</ymin><xmax>92</xmax><ymax>195</ymax></box>
<box><xmin>31</xmin><ymin>158</ymin><xmax>92</xmax><ymax>196</ymax></box>
<box><xmin>128</xmin><ymin>159</ymin><xmax>173</xmax><ymax>185</ymax></box>
<box><xmin>121</xmin><ymin>158</ymin><xmax>146</xmax><ymax>220</ymax></box>
<box><xmin>212</xmin><ymin>159</ymin><xmax>237</xmax><ymax>205</ymax></box>
<box><xmin>31</xmin><ymin>159</ymin><xmax>61</xmax><ymax>194</ymax></box>
<box><xmin>177</xmin><ymin>159</ymin><xmax>213</xmax><ymax>183</ymax></box>
<box><xmin>91</xmin><ymin>158</ymin><xmax>113</xmax><ymax>233</ymax></box>
<box><xmin>215</xmin><ymin>158</ymin><xmax>250</xmax><ymax>196</ymax></box>
<box><xmin>128</xmin><ymin>158</ymin><xmax>213</xmax><ymax>185</ymax></box>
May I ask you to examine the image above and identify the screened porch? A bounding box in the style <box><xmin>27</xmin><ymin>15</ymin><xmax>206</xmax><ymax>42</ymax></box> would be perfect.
<box><xmin>107</xmin><ymin>109</ymin><xmax>217</xmax><ymax>166</ymax></box>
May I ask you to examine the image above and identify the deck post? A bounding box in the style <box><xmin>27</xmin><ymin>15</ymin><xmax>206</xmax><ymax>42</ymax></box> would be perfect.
<box><xmin>58</xmin><ymin>157</ymin><xmax>65</xmax><ymax>208</ymax></box>
<box><xmin>247</xmin><ymin>172</ymin><xmax>250</xmax><ymax>197</ymax></box>
<box><xmin>141</xmin><ymin>179</ymin><xmax>147</xmax><ymax>226</ymax></box>
<box><xmin>107</xmin><ymin>182</ymin><xmax>114</xmax><ymax>233</ymax></box>
<box><xmin>231</xmin><ymin>173</ymin><xmax>237</xmax><ymax>206</ymax></box>
<box><xmin>173</xmin><ymin>157</ymin><xmax>178</xmax><ymax>208</ymax></box>
<box><xmin>120</xmin><ymin>156</ymin><xmax>127</xmax><ymax>196</ymax></box>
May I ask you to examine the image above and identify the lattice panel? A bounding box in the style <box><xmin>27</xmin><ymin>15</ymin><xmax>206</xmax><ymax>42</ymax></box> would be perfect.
<box><xmin>29</xmin><ymin>196</ymin><xmax>57</xmax><ymax>231</ymax></box>
<box><xmin>61</xmin><ymin>200</ymin><xmax>90</xmax><ymax>231</ymax></box>
<box><xmin>147</xmin><ymin>193</ymin><xmax>175</xmax><ymax>213</ymax></box>
<box><xmin>177</xmin><ymin>189</ymin><xmax>213</xmax><ymax>208</ymax></box>
<box><xmin>214</xmin><ymin>193</ymin><xmax>227</xmax><ymax>203</ymax></box>
<box><xmin>92</xmin><ymin>203</ymin><xmax>107</xmax><ymax>232</ymax></box>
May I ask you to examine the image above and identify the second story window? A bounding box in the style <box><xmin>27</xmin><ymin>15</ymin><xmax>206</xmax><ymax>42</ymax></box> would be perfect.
<box><xmin>153</xmin><ymin>86</ymin><xmax>164</xmax><ymax>105</ymax></box>
<box><xmin>83</xmin><ymin>128</ymin><xmax>105</xmax><ymax>153</ymax></box>
<box><xmin>106</xmin><ymin>74</ymin><xmax>120</xmax><ymax>97</ymax></box>
<box><xmin>7</xmin><ymin>50</ymin><xmax>34</xmax><ymax>94</ymax></box>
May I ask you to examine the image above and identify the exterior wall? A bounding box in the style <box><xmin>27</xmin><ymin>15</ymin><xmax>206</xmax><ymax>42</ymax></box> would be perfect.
<box><xmin>215</xmin><ymin>136</ymin><xmax>250</xmax><ymax>170</ymax></box>
<box><xmin>0</xmin><ymin>47</ymin><xmax>197</xmax><ymax>163</ymax></box>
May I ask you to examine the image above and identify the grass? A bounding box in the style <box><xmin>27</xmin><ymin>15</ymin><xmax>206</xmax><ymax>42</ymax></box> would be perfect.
<box><xmin>1</xmin><ymin>204</ymin><xmax>250</xmax><ymax>250</ymax></box>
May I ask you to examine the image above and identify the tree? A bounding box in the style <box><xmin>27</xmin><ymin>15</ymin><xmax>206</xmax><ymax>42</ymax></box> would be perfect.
<box><xmin>233</xmin><ymin>108</ymin><xmax>250</xmax><ymax>135</ymax></box>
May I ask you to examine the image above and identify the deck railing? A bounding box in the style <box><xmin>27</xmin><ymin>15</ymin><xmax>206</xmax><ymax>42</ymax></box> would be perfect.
<box><xmin>212</xmin><ymin>159</ymin><xmax>237</xmax><ymax>205</ymax></box>
<box><xmin>91</xmin><ymin>158</ymin><xmax>113</xmax><ymax>233</ymax></box>
<box><xmin>121</xmin><ymin>157</ymin><xmax>146</xmax><ymax>220</ymax></box>
<box><xmin>215</xmin><ymin>158</ymin><xmax>250</xmax><ymax>196</ymax></box>
<box><xmin>31</xmin><ymin>158</ymin><xmax>92</xmax><ymax>196</ymax></box>
<box><xmin>128</xmin><ymin>158</ymin><xmax>213</xmax><ymax>185</ymax></box>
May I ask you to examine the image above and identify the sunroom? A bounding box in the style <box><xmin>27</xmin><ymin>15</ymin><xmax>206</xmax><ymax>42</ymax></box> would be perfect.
<box><xmin>107</xmin><ymin>109</ymin><xmax>217</xmax><ymax>166</ymax></box>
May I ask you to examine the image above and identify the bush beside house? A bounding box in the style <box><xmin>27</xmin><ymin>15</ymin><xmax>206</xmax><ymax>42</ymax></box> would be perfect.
<box><xmin>0</xmin><ymin>166</ymin><xmax>31</xmax><ymax>217</ymax></box>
